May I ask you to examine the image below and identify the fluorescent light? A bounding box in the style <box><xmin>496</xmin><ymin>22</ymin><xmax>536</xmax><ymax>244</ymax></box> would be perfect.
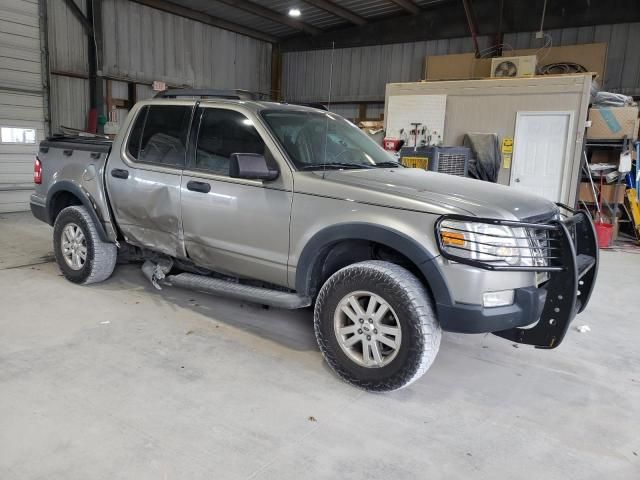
<box><xmin>288</xmin><ymin>7</ymin><xmax>301</xmax><ymax>17</ymax></box>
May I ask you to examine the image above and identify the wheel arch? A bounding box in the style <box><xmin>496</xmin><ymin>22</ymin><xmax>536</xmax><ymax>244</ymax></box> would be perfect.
<box><xmin>294</xmin><ymin>223</ymin><xmax>452</xmax><ymax>306</ymax></box>
<box><xmin>47</xmin><ymin>181</ymin><xmax>110</xmax><ymax>242</ymax></box>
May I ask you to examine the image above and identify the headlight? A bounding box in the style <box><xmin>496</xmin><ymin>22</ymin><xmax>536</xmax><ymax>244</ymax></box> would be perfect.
<box><xmin>439</xmin><ymin>220</ymin><xmax>523</xmax><ymax>266</ymax></box>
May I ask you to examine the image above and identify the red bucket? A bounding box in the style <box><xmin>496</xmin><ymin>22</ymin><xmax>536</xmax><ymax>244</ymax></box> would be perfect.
<box><xmin>594</xmin><ymin>222</ymin><xmax>613</xmax><ymax>248</ymax></box>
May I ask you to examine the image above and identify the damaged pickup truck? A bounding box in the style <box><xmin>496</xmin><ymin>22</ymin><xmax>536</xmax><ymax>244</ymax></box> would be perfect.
<box><xmin>31</xmin><ymin>90</ymin><xmax>599</xmax><ymax>391</ymax></box>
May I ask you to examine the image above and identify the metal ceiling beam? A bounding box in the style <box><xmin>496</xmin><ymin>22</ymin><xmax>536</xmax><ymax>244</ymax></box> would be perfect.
<box><xmin>461</xmin><ymin>0</ymin><xmax>480</xmax><ymax>57</ymax></box>
<box><xmin>302</xmin><ymin>0</ymin><xmax>367</xmax><ymax>26</ymax></box>
<box><xmin>215</xmin><ymin>0</ymin><xmax>323</xmax><ymax>35</ymax></box>
<box><xmin>281</xmin><ymin>0</ymin><xmax>640</xmax><ymax>51</ymax></box>
<box><xmin>388</xmin><ymin>0</ymin><xmax>421</xmax><ymax>15</ymax></box>
<box><xmin>130</xmin><ymin>0</ymin><xmax>279</xmax><ymax>43</ymax></box>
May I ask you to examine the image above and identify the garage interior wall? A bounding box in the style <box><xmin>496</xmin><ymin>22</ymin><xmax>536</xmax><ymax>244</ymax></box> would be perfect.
<box><xmin>0</xmin><ymin>0</ymin><xmax>46</xmax><ymax>213</ymax></box>
<box><xmin>384</xmin><ymin>74</ymin><xmax>593</xmax><ymax>206</ymax></box>
<box><xmin>282</xmin><ymin>35</ymin><xmax>494</xmax><ymax>104</ymax></box>
<box><xmin>47</xmin><ymin>0</ymin><xmax>273</xmax><ymax>133</ymax></box>
<box><xmin>282</xmin><ymin>22</ymin><xmax>640</xmax><ymax>112</ymax></box>
<box><xmin>46</xmin><ymin>0</ymin><xmax>90</xmax><ymax>133</ymax></box>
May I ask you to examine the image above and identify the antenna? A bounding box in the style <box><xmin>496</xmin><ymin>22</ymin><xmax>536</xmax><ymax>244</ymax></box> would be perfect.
<box><xmin>322</xmin><ymin>41</ymin><xmax>335</xmax><ymax>179</ymax></box>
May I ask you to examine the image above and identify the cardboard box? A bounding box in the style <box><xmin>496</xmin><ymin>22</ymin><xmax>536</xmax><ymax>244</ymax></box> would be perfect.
<box><xmin>590</xmin><ymin>150</ymin><xmax>620</xmax><ymax>165</ymax></box>
<box><xmin>586</xmin><ymin>106</ymin><xmax>639</xmax><ymax>140</ymax></box>
<box><xmin>425</xmin><ymin>53</ymin><xmax>491</xmax><ymax>80</ymax></box>
<box><xmin>579</xmin><ymin>182</ymin><xmax>626</xmax><ymax>204</ymax></box>
<box><xmin>425</xmin><ymin>43</ymin><xmax>607</xmax><ymax>81</ymax></box>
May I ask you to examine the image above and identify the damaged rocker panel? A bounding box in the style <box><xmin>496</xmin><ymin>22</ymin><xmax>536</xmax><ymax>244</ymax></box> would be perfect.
<box><xmin>141</xmin><ymin>260</ymin><xmax>311</xmax><ymax>309</ymax></box>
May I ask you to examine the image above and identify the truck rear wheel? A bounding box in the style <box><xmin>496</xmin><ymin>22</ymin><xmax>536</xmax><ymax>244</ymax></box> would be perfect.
<box><xmin>314</xmin><ymin>261</ymin><xmax>441</xmax><ymax>392</ymax></box>
<box><xmin>53</xmin><ymin>206</ymin><xmax>117</xmax><ymax>285</ymax></box>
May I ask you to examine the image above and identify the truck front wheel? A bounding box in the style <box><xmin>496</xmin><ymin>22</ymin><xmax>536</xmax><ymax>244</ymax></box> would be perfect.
<box><xmin>314</xmin><ymin>260</ymin><xmax>441</xmax><ymax>392</ymax></box>
<box><xmin>53</xmin><ymin>206</ymin><xmax>117</xmax><ymax>285</ymax></box>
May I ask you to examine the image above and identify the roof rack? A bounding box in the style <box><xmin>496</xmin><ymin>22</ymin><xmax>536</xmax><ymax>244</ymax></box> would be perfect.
<box><xmin>154</xmin><ymin>88</ymin><xmax>263</xmax><ymax>100</ymax></box>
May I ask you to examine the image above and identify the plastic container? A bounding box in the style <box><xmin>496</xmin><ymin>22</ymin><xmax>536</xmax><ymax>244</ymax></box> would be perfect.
<box><xmin>594</xmin><ymin>222</ymin><xmax>613</xmax><ymax>248</ymax></box>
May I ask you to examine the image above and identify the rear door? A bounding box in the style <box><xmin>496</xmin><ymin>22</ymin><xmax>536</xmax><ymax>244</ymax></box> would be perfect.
<box><xmin>106</xmin><ymin>103</ymin><xmax>193</xmax><ymax>258</ymax></box>
<box><xmin>180</xmin><ymin>105</ymin><xmax>293</xmax><ymax>287</ymax></box>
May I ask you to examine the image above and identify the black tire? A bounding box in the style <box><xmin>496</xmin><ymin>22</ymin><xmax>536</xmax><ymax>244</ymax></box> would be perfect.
<box><xmin>53</xmin><ymin>206</ymin><xmax>117</xmax><ymax>285</ymax></box>
<box><xmin>314</xmin><ymin>260</ymin><xmax>441</xmax><ymax>392</ymax></box>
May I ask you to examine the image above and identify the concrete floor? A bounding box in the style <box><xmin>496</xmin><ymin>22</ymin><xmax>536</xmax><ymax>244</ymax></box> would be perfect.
<box><xmin>0</xmin><ymin>212</ymin><xmax>638</xmax><ymax>479</ymax></box>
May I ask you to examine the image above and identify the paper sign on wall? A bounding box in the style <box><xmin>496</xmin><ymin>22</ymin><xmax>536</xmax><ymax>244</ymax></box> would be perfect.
<box><xmin>501</xmin><ymin>137</ymin><xmax>513</xmax><ymax>154</ymax></box>
<box><xmin>501</xmin><ymin>137</ymin><xmax>513</xmax><ymax>168</ymax></box>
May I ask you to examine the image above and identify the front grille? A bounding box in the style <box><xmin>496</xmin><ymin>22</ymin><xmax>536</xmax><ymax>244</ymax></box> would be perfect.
<box><xmin>437</xmin><ymin>153</ymin><xmax>467</xmax><ymax>176</ymax></box>
<box><xmin>526</xmin><ymin>227</ymin><xmax>553</xmax><ymax>267</ymax></box>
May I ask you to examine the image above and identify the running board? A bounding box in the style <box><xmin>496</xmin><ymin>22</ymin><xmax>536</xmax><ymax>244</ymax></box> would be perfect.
<box><xmin>141</xmin><ymin>260</ymin><xmax>311</xmax><ymax>309</ymax></box>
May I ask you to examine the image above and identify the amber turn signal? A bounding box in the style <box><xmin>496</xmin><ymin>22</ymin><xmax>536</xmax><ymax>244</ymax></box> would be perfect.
<box><xmin>441</xmin><ymin>231</ymin><xmax>466</xmax><ymax>246</ymax></box>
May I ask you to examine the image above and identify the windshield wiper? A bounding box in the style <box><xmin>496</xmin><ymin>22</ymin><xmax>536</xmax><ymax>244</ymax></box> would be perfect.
<box><xmin>374</xmin><ymin>161</ymin><xmax>404</xmax><ymax>168</ymax></box>
<box><xmin>298</xmin><ymin>162</ymin><xmax>373</xmax><ymax>171</ymax></box>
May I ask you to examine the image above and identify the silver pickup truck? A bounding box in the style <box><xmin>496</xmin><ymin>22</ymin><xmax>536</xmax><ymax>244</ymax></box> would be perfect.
<box><xmin>30</xmin><ymin>90</ymin><xmax>599</xmax><ymax>391</ymax></box>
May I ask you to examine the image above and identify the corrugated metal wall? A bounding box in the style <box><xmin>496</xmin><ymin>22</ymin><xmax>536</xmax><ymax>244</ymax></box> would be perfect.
<box><xmin>46</xmin><ymin>0</ymin><xmax>87</xmax><ymax>75</ymax></box>
<box><xmin>504</xmin><ymin>23</ymin><xmax>640</xmax><ymax>95</ymax></box>
<box><xmin>46</xmin><ymin>0</ymin><xmax>90</xmax><ymax>132</ymax></box>
<box><xmin>282</xmin><ymin>35</ymin><xmax>492</xmax><ymax>103</ymax></box>
<box><xmin>101</xmin><ymin>0</ymin><xmax>272</xmax><ymax>92</ymax></box>
<box><xmin>46</xmin><ymin>0</ymin><xmax>273</xmax><ymax>133</ymax></box>
<box><xmin>49</xmin><ymin>75</ymin><xmax>90</xmax><ymax>130</ymax></box>
<box><xmin>282</xmin><ymin>22</ymin><xmax>640</xmax><ymax>103</ymax></box>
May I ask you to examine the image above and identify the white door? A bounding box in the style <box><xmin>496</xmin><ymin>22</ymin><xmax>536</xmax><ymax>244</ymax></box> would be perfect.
<box><xmin>0</xmin><ymin>0</ymin><xmax>46</xmax><ymax>212</ymax></box>
<box><xmin>510</xmin><ymin>111</ymin><xmax>573</xmax><ymax>202</ymax></box>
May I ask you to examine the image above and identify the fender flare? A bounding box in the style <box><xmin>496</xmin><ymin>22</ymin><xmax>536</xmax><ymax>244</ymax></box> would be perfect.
<box><xmin>46</xmin><ymin>180</ymin><xmax>110</xmax><ymax>242</ymax></box>
<box><xmin>294</xmin><ymin>222</ymin><xmax>452</xmax><ymax>306</ymax></box>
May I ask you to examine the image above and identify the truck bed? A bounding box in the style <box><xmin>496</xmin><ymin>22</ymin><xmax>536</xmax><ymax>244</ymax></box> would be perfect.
<box><xmin>40</xmin><ymin>134</ymin><xmax>113</xmax><ymax>154</ymax></box>
<box><xmin>32</xmin><ymin>134</ymin><xmax>117</xmax><ymax>240</ymax></box>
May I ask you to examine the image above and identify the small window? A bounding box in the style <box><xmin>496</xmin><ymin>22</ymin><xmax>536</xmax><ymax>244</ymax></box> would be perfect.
<box><xmin>136</xmin><ymin>105</ymin><xmax>191</xmax><ymax>167</ymax></box>
<box><xmin>126</xmin><ymin>106</ymin><xmax>147</xmax><ymax>160</ymax></box>
<box><xmin>195</xmin><ymin>108</ymin><xmax>266</xmax><ymax>176</ymax></box>
<box><xmin>1</xmin><ymin>126</ymin><xmax>36</xmax><ymax>144</ymax></box>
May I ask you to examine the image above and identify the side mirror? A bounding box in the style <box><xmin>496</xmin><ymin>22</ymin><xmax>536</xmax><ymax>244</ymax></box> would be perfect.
<box><xmin>229</xmin><ymin>153</ymin><xmax>279</xmax><ymax>181</ymax></box>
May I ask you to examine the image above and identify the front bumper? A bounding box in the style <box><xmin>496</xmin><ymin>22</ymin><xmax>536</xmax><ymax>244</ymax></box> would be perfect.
<box><xmin>435</xmin><ymin>206</ymin><xmax>599</xmax><ymax>348</ymax></box>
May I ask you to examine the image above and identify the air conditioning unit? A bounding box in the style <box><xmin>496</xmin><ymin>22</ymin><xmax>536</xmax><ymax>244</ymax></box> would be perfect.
<box><xmin>490</xmin><ymin>55</ymin><xmax>537</xmax><ymax>78</ymax></box>
<box><xmin>399</xmin><ymin>146</ymin><xmax>470</xmax><ymax>177</ymax></box>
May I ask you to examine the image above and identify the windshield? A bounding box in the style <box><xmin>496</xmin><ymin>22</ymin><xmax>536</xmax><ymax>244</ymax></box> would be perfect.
<box><xmin>261</xmin><ymin>109</ymin><xmax>400</xmax><ymax>170</ymax></box>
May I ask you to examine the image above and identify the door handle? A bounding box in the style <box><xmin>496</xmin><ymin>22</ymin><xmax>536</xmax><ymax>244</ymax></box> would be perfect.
<box><xmin>111</xmin><ymin>168</ymin><xmax>129</xmax><ymax>179</ymax></box>
<box><xmin>187</xmin><ymin>181</ymin><xmax>211</xmax><ymax>193</ymax></box>
<box><xmin>515</xmin><ymin>178</ymin><xmax>520</xmax><ymax>183</ymax></box>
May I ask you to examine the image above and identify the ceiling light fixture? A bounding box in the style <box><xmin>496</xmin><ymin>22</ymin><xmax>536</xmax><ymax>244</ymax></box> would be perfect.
<box><xmin>288</xmin><ymin>7</ymin><xmax>301</xmax><ymax>17</ymax></box>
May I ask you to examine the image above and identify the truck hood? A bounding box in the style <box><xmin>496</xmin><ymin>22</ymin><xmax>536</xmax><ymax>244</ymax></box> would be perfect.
<box><xmin>310</xmin><ymin>168</ymin><xmax>558</xmax><ymax>221</ymax></box>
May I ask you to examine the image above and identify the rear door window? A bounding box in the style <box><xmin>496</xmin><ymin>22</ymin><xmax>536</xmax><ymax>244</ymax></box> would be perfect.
<box><xmin>131</xmin><ymin>105</ymin><xmax>192</xmax><ymax>167</ymax></box>
<box><xmin>126</xmin><ymin>106</ymin><xmax>147</xmax><ymax>160</ymax></box>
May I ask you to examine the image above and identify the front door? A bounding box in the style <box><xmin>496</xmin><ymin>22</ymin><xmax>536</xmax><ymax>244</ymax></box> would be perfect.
<box><xmin>180</xmin><ymin>106</ymin><xmax>292</xmax><ymax>287</ymax></box>
<box><xmin>106</xmin><ymin>103</ymin><xmax>192</xmax><ymax>258</ymax></box>
<box><xmin>510</xmin><ymin>111</ymin><xmax>573</xmax><ymax>203</ymax></box>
